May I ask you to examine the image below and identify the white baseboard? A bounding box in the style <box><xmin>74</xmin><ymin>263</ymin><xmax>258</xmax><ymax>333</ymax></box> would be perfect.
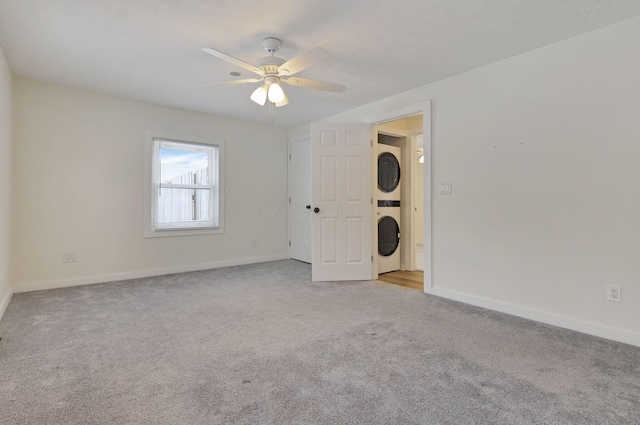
<box><xmin>0</xmin><ymin>288</ymin><xmax>13</xmax><ymax>322</ymax></box>
<box><xmin>12</xmin><ymin>255</ymin><xmax>288</xmax><ymax>294</ymax></box>
<box><xmin>429</xmin><ymin>287</ymin><xmax>640</xmax><ymax>348</ymax></box>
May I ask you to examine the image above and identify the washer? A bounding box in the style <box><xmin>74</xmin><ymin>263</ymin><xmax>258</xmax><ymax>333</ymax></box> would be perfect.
<box><xmin>377</xmin><ymin>144</ymin><xmax>401</xmax><ymax>273</ymax></box>
<box><xmin>378</xmin><ymin>202</ymin><xmax>401</xmax><ymax>273</ymax></box>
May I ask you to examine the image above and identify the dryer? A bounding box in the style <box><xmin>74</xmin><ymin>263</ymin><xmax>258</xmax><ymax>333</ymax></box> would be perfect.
<box><xmin>377</xmin><ymin>146</ymin><xmax>401</xmax><ymax>202</ymax></box>
<box><xmin>377</xmin><ymin>144</ymin><xmax>401</xmax><ymax>274</ymax></box>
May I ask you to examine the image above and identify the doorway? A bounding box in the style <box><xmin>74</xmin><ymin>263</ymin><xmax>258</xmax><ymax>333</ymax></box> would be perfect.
<box><xmin>373</xmin><ymin>115</ymin><xmax>424</xmax><ymax>290</ymax></box>
<box><xmin>288</xmin><ymin>137</ymin><xmax>312</xmax><ymax>263</ymax></box>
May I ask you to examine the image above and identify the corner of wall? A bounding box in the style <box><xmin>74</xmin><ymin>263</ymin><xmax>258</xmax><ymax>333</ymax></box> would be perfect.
<box><xmin>0</xmin><ymin>45</ymin><xmax>14</xmax><ymax>321</ymax></box>
<box><xmin>288</xmin><ymin>124</ymin><xmax>311</xmax><ymax>141</ymax></box>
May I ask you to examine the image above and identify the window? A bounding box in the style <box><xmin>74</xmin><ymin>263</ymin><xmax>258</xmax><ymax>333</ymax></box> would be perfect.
<box><xmin>145</xmin><ymin>131</ymin><xmax>224</xmax><ymax>237</ymax></box>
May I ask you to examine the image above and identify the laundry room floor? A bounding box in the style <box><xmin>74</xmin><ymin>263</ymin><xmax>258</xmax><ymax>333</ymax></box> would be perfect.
<box><xmin>377</xmin><ymin>270</ymin><xmax>424</xmax><ymax>291</ymax></box>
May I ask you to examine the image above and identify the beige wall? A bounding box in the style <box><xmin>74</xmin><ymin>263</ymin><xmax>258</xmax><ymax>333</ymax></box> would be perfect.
<box><xmin>415</xmin><ymin>161</ymin><xmax>424</xmax><ymax>245</ymax></box>
<box><xmin>0</xmin><ymin>46</ymin><xmax>12</xmax><ymax>315</ymax></box>
<box><xmin>12</xmin><ymin>79</ymin><xmax>289</xmax><ymax>290</ymax></box>
<box><xmin>298</xmin><ymin>16</ymin><xmax>640</xmax><ymax>342</ymax></box>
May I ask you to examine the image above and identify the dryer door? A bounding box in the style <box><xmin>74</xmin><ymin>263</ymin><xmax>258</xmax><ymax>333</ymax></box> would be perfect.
<box><xmin>377</xmin><ymin>152</ymin><xmax>401</xmax><ymax>193</ymax></box>
<box><xmin>378</xmin><ymin>216</ymin><xmax>400</xmax><ymax>256</ymax></box>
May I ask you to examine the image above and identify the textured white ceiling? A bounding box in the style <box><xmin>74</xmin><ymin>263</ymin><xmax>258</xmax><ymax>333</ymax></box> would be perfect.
<box><xmin>1</xmin><ymin>0</ymin><xmax>640</xmax><ymax>127</ymax></box>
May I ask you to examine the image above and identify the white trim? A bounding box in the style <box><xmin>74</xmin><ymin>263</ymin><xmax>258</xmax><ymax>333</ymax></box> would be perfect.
<box><xmin>11</xmin><ymin>255</ymin><xmax>287</xmax><ymax>294</ymax></box>
<box><xmin>0</xmin><ymin>289</ymin><xmax>13</xmax><ymax>321</ymax></box>
<box><xmin>432</xmin><ymin>287</ymin><xmax>640</xmax><ymax>348</ymax></box>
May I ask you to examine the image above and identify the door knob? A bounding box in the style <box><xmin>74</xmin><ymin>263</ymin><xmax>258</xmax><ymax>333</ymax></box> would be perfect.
<box><xmin>314</xmin><ymin>207</ymin><xmax>320</xmax><ymax>213</ymax></box>
<box><xmin>305</xmin><ymin>205</ymin><xmax>311</xmax><ymax>209</ymax></box>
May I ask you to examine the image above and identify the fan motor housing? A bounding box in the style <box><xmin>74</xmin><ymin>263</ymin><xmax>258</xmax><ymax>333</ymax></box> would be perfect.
<box><xmin>256</xmin><ymin>56</ymin><xmax>285</xmax><ymax>74</ymax></box>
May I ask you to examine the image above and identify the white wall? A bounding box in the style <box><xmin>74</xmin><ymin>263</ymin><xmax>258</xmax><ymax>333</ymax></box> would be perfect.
<box><xmin>12</xmin><ymin>79</ymin><xmax>289</xmax><ymax>291</ymax></box>
<box><xmin>0</xmin><ymin>46</ymin><xmax>13</xmax><ymax>317</ymax></box>
<box><xmin>296</xmin><ymin>16</ymin><xmax>640</xmax><ymax>344</ymax></box>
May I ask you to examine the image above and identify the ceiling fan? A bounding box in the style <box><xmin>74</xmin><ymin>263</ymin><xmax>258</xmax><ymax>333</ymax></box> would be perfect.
<box><xmin>201</xmin><ymin>37</ymin><xmax>346</xmax><ymax>109</ymax></box>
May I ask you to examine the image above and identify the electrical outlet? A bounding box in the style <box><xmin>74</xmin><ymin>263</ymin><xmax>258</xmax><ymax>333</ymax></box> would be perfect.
<box><xmin>63</xmin><ymin>251</ymin><xmax>77</xmax><ymax>263</ymax></box>
<box><xmin>607</xmin><ymin>285</ymin><xmax>621</xmax><ymax>302</ymax></box>
<box><xmin>440</xmin><ymin>182</ymin><xmax>452</xmax><ymax>195</ymax></box>
<box><xmin>251</xmin><ymin>240</ymin><xmax>258</xmax><ymax>248</ymax></box>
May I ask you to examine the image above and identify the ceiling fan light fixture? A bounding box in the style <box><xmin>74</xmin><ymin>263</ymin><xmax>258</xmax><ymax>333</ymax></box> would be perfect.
<box><xmin>267</xmin><ymin>82</ymin><xmax>285</xmax><ymax>103</ymax></box>
<box><xmin>275</xmin><ymin>91</ymin><xmax>289</xmax><ymax>107</ymax></box>
<box><xmin>250</xmin><ymin>85</ymin><xmax>268</xmax><ymax>105</ymax></box>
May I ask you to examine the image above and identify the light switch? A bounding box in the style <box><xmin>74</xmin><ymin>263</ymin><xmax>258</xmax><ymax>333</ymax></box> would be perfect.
<box><xmin>440</xmin><ymin>182</ymin><xmax>452</xmax><ymax>195</ymax></box>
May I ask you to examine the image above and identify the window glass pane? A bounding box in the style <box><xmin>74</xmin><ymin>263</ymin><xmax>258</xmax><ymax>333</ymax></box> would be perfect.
<box><xmin>156</xmin><ymin>188</ymin><xmax>214</xmax><ymax>225</ymax></box>
<box><xmin>159</xmin><ymin>148</ymin><xmax>210</xmax><ymax>185</ymax></box>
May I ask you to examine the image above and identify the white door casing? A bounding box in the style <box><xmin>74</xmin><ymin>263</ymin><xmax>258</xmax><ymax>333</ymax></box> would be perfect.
<box><xmin>311</xmin><ymin>123</ymin><xmax>372</xmax><ymax>281</ymax></box>
<box><xmin>288</xmin><ymin>138</ymin><xmax>312</xmax><ymax>263</ymax></box>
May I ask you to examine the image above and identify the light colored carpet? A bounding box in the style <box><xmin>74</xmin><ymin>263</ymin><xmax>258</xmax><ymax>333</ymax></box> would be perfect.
<box><xmin>0</xmin><ymin>260</ymin><xmax>638</xmax><ymax>424</ymax></box>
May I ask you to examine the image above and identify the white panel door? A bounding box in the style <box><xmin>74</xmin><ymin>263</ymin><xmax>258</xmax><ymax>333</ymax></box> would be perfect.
<box><xmin>311</xmin><ymin>123</ymin><xmax>372</xmax><ymax>281</ymax></box>
<box><xmin>288</xmin><ymin>138</ymin><xmax>312</xmax><ymax>263</ymax></box>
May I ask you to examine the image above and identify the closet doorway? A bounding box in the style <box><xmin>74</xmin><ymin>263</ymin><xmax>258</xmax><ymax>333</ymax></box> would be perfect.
<box><xmin>373</xmin><ymin>115</ymin><xmax>425</xmax><ymax>291</ymax></box>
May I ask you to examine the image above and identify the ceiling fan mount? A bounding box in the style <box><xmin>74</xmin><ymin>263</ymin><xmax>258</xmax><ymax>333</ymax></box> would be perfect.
<box><xmin>201</xmin><ymin>37</ymin><xmax>346</xmax><ymax>111</ymax></box>
<box><xmin>261</xmin><ymin>37</ymin><xmax>282</xmax><ymax>54</ymax></box>
<box><xmin>255</xmin><ymin>38</ymin><xmax>285</xmax><ymax>73</ymax></box>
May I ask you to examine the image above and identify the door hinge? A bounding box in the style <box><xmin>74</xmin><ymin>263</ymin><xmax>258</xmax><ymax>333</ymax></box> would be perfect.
<box><xmin>371</xmin><ymin>255</ymin><xmax>374</xmax><ymax>262</ymax></box>
<box><xmin>370</xmin><ymin>139</ymin><xmax>373</xmax><ymax>147</ymax></box>
<box><xmin>289</xmin><ymin>154</ymin><xmax>291</xmax><ymax>160</ymax></box>
<box><xmin>289</xmin><ymin>197</ymin><xmax>291</xmax><ymax>204</ymax></box>
<box><xmin>289</xmin><ymin>241</ymin><xmax>291</xmax><ymax>247</ymax></box>
<box><xmin>371</xmin><ymin>197</ymin><xmax>373</xmax><ymax>205</ymax></box>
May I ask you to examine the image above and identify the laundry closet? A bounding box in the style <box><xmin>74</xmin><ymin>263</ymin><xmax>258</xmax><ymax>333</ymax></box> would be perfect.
<box><xmin>376</xmin><ymin>136</ymin><xmax>403</xmax><ymax>273</ymax></box>
<box><xmin>373</xmin><ymin>115</ymin><xmax>423</xmax><ymax>277</ymax></box>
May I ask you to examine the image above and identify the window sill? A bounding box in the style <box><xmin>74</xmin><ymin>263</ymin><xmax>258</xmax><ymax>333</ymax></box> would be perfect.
<box><xmin>143</xmin><ymin>227</ymin><xmax>225</xmax><ymax>238</ymax></box>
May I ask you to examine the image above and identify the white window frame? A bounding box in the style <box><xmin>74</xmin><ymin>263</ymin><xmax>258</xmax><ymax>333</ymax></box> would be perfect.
<box><xmin>144</xmin><ymin>130</ymin><xmax>225</xmax><ymax>238</ymax></box>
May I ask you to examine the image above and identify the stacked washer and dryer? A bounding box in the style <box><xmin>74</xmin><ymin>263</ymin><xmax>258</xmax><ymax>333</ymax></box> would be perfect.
<box><xmin>377</xmin><ymin>145</ymin><xmax>402</xmax><ymax>274</ymax></box>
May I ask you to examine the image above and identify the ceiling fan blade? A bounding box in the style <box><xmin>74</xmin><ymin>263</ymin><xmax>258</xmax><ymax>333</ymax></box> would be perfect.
<box><xmin>200</xmin><ymin>78</ymin><xmax>262</xmax><ymax>88</ymax></box>
<box><xmin>202</xmin><ymin>48</ymin><xmax>264</xmax><ymax>76</ymax></box>
<box><xmin>278</xmin><ymin>47</ymin><xmax>329</xmax><ymax>76</ymax></box>
<box><xmin>283</xmin><ymin>77</ymin><xmax>346</xmax><ymax>93</ymax></box>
